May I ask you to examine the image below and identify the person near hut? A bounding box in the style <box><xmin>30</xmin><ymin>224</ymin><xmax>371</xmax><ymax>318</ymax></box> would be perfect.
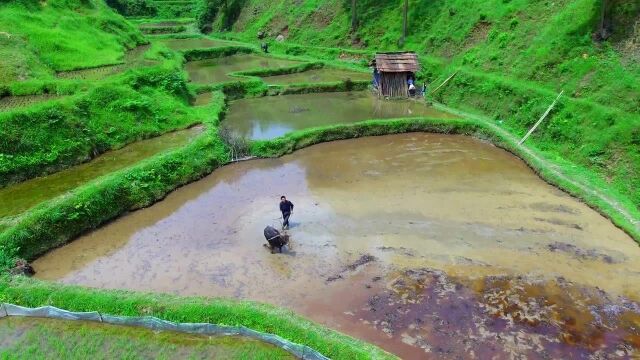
<box><xmin>261</xmin><ymin>42</ymin><xmax>269</xmax><ymax>53</ymax></box>
<box><xmin>372</xmin><ymin>68</ymin><xmax>381</xmax><ymax>89</ymax></box>
<box><xmin>408</xmin><ymin>75</ymin><xmax>416</xmax><ymax>97</ymax></box>
<box><xmin>279</xmin><ymin>195</ymin><xmax>294</xmax><ymax>229</ymax></box>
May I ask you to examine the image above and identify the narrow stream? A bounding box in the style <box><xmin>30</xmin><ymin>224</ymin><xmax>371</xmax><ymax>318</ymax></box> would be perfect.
<box><xmin>0</xmin><ymin>127</ymin><xmax>202</xmax><ymax>219</ymax></box>
<box><xmin>33</xmin><ymin>134</ymin><xmax>640</xmax><ymax>359</ymax></box>
<box><xmin>224</xmin><ymin>91</ymin><xmax>458</xmax><ymax>139</ymax></box>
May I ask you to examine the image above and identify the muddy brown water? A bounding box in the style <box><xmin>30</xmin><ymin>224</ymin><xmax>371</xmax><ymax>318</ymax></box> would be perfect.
<box><xmin>261</xmin><ymin>67</ymin><xmax>371</xmax><ymax>85</ymax></box>
<box><xmin>224</xmin><ymin>91</ymin><xmax>458</xmax><ymax>140</ymax></box>
<box><xmin>34</xmin><ymin>134</ymin><xmax>640</xmax><ymax>359</ymax></box>
<box><xmin>185</xmin><ymin>54</ymin><xmax>304</xmax><ymax>84</ymax></box>
<box><xmin>0</xmin><ymin>317</ymin><xmax>294</xmax><ymax>358</ymax></box>
<box><xmin>0</xmin><ymin>127</ymin><xmax>201</xmax><ymax>219</ymax></box>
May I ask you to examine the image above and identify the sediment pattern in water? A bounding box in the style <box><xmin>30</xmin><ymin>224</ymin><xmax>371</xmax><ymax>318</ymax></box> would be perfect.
<box><xmin>34</xmin><ymin>134</ymin><xmax>640</xmax><ymax>358</ymax></box>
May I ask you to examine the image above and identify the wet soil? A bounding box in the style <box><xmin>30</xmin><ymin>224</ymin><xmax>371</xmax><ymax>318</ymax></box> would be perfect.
<box><xmin>0</xmin><ymin>317</ymin><xmax>294</xmax><ymax>359</ymax></box>
<box><xmin>224</xmin><ymin>91</ymin><xmax>458</xmax><ymax>139</ymax></box>
<box><xmin>0</xmin><ymin>94</ymin><xmax>61</xmax><ymax>112</ymax></box>
<box><xmin>160</xmin><ymin>38</ymin><xmax>241</xmax><ymax>51</ymax></box>
<box><xmin>33</xmin><ymin>134</ymin><xmax>640</xmax><ymax>358</ymax></box>
<box><xmin>0</xmin><ymin>127</ymin><xmax>202</xmax><ymax>219</ymax></box>
<box><xmin>185</xmin><ymin>54</ymin><xmax>304</xmax><ymax>85</ymax></box>
<box><xmin>261</xmin><ymin>67</ymin><xmax>371</xmax><ymax>85</ymax></box>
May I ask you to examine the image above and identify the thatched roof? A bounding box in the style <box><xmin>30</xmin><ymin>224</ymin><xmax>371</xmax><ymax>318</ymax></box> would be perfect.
<box><xmin>374</xmin><ymin>52</ymin><xmax>419</xmax><ymax>73</ymax></box>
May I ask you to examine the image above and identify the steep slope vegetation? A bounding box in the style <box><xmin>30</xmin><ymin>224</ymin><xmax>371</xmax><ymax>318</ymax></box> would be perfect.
<box><xmin>204</xmin><ymin>0</ymin><xmax>640</xmax><ymax>209</ymax></box>
<box><xmin>0</xmin><ymin>0</ymin><xmax>145</xmax><ymax>84</ymax></box>
<box><xmin>0</xmin><ymin>0</ymin><xmax>201</xmax><ymax>186</ymax></box>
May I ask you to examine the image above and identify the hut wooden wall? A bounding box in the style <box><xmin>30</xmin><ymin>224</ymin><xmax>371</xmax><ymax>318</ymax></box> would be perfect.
<box><xmin>380</xmin><ymin>72</ymin><xmax>408</xmax><ymax>98</ymax></box>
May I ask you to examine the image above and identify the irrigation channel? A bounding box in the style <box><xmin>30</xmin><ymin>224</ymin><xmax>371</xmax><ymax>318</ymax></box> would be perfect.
<box><xmin>33</xmin><ymin>131</ymin><xmax>640</xmax><ymax>358</ymax></box>
<box><xmin>0</xmin><ymin>316</ymin><xmax>295</xmax><ymax>358</ymax></box>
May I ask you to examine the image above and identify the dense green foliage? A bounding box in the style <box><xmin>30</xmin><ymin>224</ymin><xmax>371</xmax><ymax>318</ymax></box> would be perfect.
<box><xmin>209</xmin><ymin>0</ymin><xmax>640</xmax><ymax>213</ymax></box>
<box><xmin>106</xmin><ymin>0</ymin><xmax>158</xmax><ymax>17</ymax></box>
<box><xmin>0</xmin><ymin>0</ymin><xmax>145</xmax><ymax>83</ymax></box>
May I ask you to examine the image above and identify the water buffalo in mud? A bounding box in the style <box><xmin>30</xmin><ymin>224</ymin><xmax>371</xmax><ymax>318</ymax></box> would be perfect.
<box><xmin>263</xmin><ymin>226</ymin><xmax>289</xmax><ymax>253</ymax></box>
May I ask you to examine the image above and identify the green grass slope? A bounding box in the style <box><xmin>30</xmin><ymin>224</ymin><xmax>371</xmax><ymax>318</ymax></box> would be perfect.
<box><xmin>0</xmin><ymin>0</ymin><xmax>145</xmax><ymax>84</ymax></box>
<box><xmin>206</xmin><ymin>0</ymin><xmax>640</xmax><ymax>211</ymax></box>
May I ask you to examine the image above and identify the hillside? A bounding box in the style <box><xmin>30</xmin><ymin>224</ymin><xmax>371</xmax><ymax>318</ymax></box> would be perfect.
<box><xmin>0</xmin><ymin>0</ymin><xmax>145</xmax><ymax>84</ymax></box>
<box><xmin>204</xmin><ymin>0</ymin><xmax>640</xmax><ymax>208</ymax></box>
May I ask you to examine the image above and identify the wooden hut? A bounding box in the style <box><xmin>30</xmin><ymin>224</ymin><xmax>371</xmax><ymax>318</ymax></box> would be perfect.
<box><xmin>373</xmin><ymin>52</ymin><xmax>420</xmax><ymax>98</ymax></box>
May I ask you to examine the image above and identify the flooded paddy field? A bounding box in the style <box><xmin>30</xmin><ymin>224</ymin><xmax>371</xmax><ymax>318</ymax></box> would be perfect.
<box><xmin>0</xmin><ymin>127</ymin><xmax>201</xmax><ymax>219</ymax></box>
<box><xmin>262</xmin><ymin>67</ymin><xmax>371</xmax><ymax>85</ymax></box>
<box><xmin>160</xmin><ymin>37</ymin><xmax>241</xmax><ymax>51</ymax></box>
<box><xmin>224</xmin><ymin>91</ymin><xmax>457</xmax><ymax>139</ymax></box>
<box><xmin>34</xmin><ymin>134</ymin><xmax>640</xmax><ymax>358</ymax></box>
<box><xmin>0</xmin><ymin>317</ymin><xmax>293</xmax><ymax>359</ymax></box>
<box><xmin>185</xmin><ymin>54</ymin><xmax>304</xmax><ymax>85</ymax></box>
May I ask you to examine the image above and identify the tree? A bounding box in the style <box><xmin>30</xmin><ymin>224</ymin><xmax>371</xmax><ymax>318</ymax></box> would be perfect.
<box><xmin>401</xmin><ymin>0</ymin><xmax>408</xmax><ymax>44</ymax></box>
<box><xmin>598</xmin><ymin>0</ymin><xmax>615</xmax><ymax>40</ymax></box>
<box><xmin>351</xmin><ymin>0</ymin><xmax>357</xmax><ymax>32</ymax></box>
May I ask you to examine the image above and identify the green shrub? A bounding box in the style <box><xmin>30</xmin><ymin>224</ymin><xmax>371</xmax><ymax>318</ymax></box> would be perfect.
<box><xmin>105</xmin><ymin>0</ymin><xmax>158</xmax><ymax>17</ymax></box>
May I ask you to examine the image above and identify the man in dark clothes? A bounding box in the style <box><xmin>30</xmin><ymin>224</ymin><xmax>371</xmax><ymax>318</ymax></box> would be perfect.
<box><xmin>279</xmin><ymin>196</ymin><xmax>294</xmax><ymax>229</ymax></box>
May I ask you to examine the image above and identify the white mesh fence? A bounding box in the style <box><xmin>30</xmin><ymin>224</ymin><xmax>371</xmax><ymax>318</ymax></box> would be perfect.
<box><xmin>0</xmin><ymin>303</ymin><xmax>330</xmax><ymax>360</ymax></box>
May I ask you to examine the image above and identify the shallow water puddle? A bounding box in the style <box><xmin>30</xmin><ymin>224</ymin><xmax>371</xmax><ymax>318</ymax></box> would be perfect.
<box><xmin>0</xmin><ymin>127</ymin><xmax>202</xmax><ymax>219</ymax></box>
<box><xmin>262</xmin><ymin>67</ymin><xmax>371</xmax><ymax>85</ymax></box>
<box><xmin>185</xmin><ymin>54</ymin><xmax>304</xmax><ymax>84</ymax></box>
<box><xmin>224</xmin><ymin>91</ymin><xmax>457</xmax><ymax>139</ymax></box>
<box><xmin>34</xmin><ymin>134</ymin><xmax>640</xmax><ymax>358</ymax></box>
<box><xmin>0</xmin><ymin>317</ymin><xmax>294</xmax><ymax>358</ymax></box>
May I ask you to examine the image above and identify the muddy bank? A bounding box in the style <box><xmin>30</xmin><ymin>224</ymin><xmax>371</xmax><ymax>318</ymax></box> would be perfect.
<box><xmin>0</xmin><ymin>127</ymin><xmax>202</xmax><ymax>219</ymax></box>
<box><xmin>224</xmin><ymin>91</ymin><xmax>457</xmax><ymax>139</ymax></box>
<box><xmin>34</xmin><ymin>134</ymin><xmax>640</xmax><ymax>358</ymax></box>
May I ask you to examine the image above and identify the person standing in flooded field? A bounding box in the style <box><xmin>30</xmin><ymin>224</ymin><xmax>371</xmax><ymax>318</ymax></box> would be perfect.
<box><xmin>279</xmin><ymin>195</ymin><xmax>294</xmax><ymax>229</ymax></box>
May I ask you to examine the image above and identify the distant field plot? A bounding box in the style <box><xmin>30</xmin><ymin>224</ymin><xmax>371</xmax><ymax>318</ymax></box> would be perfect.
<box><xmin>0</xmin><ymin>317</ymin><xmax>295</xmax><ymax>360</ymax></box>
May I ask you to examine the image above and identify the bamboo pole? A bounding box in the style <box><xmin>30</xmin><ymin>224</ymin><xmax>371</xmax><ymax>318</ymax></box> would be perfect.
<box><xmin>518</xmin><ymin>90</ymin><xmax>564</xmax><ymax>146</ymax></box>
<box><xmin>429</xmin><ymin>70</ymin><xmax>459</xmax><ymax>96</ymax></box>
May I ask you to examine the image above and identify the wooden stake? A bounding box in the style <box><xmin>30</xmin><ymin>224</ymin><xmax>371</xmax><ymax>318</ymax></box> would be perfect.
<box><xmin>518</xmin><ymin>90</ymin><xmax>564</xmax><ymax>146</ymax></box>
